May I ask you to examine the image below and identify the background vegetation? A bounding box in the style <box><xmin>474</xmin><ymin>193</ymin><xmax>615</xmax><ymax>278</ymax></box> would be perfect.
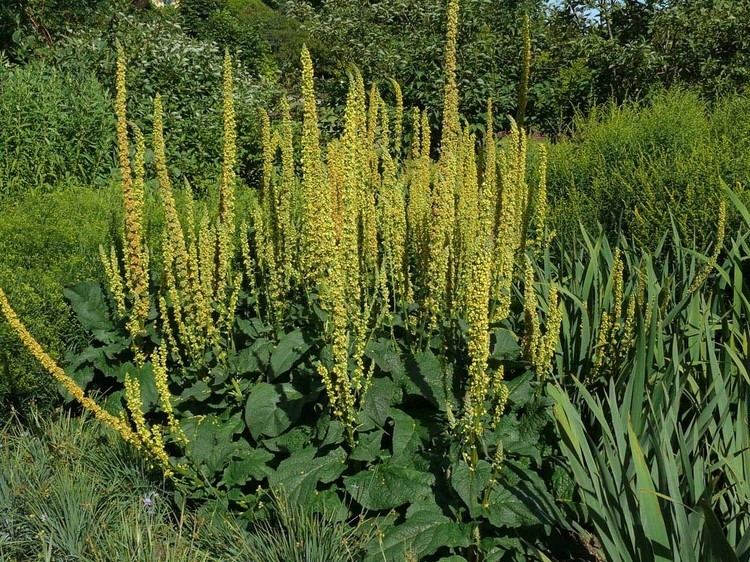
<box><xmin>2</xmin><ymin>0</ymin><xmax>750</xmax><ymax>560</ymax></box>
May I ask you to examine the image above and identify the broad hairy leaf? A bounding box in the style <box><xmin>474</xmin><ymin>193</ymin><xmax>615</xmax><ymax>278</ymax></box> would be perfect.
<box><xmin>268</xmin><ymin>447</ymin><xmax>346</xmax><ymax>505</ymax></box>
<box><xmin>270</xmin><ymin>329</ymin><xmax>310</xmax><ymax>378</ymax></box>
<box><xmin>364</xmin><ymin>508</ymin><xmax>471</xmax><ymax>562</ymax></box>
<box><xmin>244</xmin><ymin>382</ymin><xmax>303</xmax><ymax>439</ymax></box>
<box><xmin>345</xmin><ymin>462</ymin><xmax>434</xmax><ymax>510</ymax></box>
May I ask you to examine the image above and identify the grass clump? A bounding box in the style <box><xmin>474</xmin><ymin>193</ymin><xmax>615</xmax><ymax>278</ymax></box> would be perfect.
<box><xmin>0</xmin><ymin>61</ymin><xmax>115</xmax><ymax>197</ymax></box>
<box><xmin>0</xmin><ymin>187</ymin><xmax>117</xmax><ymax>407</ymax></box>
<box><xmin>547</xmin><ymin>88</ymin><xmax>748</xmax><ymax>248</ymax></box>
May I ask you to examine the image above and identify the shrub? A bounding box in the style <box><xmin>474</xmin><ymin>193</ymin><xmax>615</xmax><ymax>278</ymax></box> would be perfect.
<box><xmin>39</xmin><ymin>11</ymin><xmax>280</xmax><ymax>190</ymax></box>
<box><xmin>0</xmin><ymin>5</ymin><xmax>573</xmax><ymax>559</ymax></box>
<box><xmin>0</xmin><ymin>187</ymin><xmax>117</xmax><ymax>408</ymax></box>
<box><xmin>547</xmin><ymin>88</ymin><xmax>746</xmax><ymax>248</ymax></box>
<box><xmin>0</xmin><ymin>61</ymin><xmax>115</xmax><ymax>198</ymax></box>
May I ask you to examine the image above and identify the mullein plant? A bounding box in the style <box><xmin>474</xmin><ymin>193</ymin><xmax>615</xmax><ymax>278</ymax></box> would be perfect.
<box><xmin>0</xmin><ymin>1</ymin><xmax>559</xmax><ymax>468</ymax></box>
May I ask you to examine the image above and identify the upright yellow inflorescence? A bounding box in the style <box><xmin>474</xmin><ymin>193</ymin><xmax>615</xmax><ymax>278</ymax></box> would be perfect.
<box><xmin>218</xmin><ymin>50</ymin><xmax>238</xmax><ymax>316</ymax></box>
<box><xmin>424</xmin><ymin>0</ymin><xmax>460</xmax><ymax>328</ymax></box>
<box><xmin>389</xmin><ymin>78</ymin><xmax>404</xmax><ymax>160</ymax></box>
<box><xmin>523</xmin><ymin>258</ymin><xmax>561</xmax><ymax>381</ymax></box>
<box><xmin>106</xmin><ymin>42</ymin><xmax>150</xmax><ymax>363</ymax></box>
<box><xmin>300</xmin><ymin>46</ymin><xmax>335</xmax><ymax>285</ymax></box>
<box><xmin>492</xmin><ymin>119</ymin><xmax>529</xmax><ymax>322</ymax></box>
<box><xmin>460</xmin><ymin>244</ymin><xmax>495</xmax><ymax>451</ymax></box>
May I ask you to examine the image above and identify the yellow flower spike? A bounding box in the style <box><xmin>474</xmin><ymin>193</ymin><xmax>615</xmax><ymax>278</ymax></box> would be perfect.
<box><xmin>455</xmin><ymin>130</ymin><xmax>479</xmax><ymax>312</ymax></box>
<box><xmin>424</xmin><ymin>0</ymin><xmax>460</xmax><ymax>329</ymax></box>
<box><xmin>409</xmin><ymin>107</ymin><xmax>421</xmax><ymax>160</ymax></box>
<box><xmin>522</xmin><ymin>257</ymin><xmax>541</xmax><ymax>364</ymax></box>
<box><xmin>218</xmin><ymin>49</ymin><xmax>237</xmax><ymax>299</ymax></box>
<box><xmin>125</xmin><ymin>124</ymin><xmax>150</xmax><ymax>346</ymax></box>
<box><xmin>114</xmin><ymin>44</ymin><xmax>149</xmax><ymax>355</ymax></box>
<box><xmin>260</xmin><ymin>108</ymin><xmax>273</xmax><ymax>198</ymax></box>
<box><xmin>688</xmin><ymin>197</ymin><xmax>726</xmax><ymax>294</ymax></box>
<box><xmin>0</xmin><ymin>287</ymin><xmax>141</xmax><ymax>447</ymax></box>
<box><xmin>441</xmin><ymin>0</ymin><xmax>461</xmax><ymax>157</ymax></box>
<box><xmin>240</xmin><ymin>222</ymin><xmax>257</xmax><ymax>297</ymax></box>
<box><xmin>492</xmin><ymin>118</ymin><xmax>528</xmax><ymax>322</ymax></box>
<box><xmin>460</xmin><ymin>243</ymin><xmax>493</xmax><ymax>444</ymax></box>
<box><xmin>153</xmin><ymin>94</ymin><xmax>190</xmax><ymax>302</ymax></box>
<box><xmin>153</xmin><ymin>344</ymin><xmax>187</xmax><ymax>447</ymax></box>
<box><xmin>158</xmin><ymin>295</ymin><xmax>181</xmax><ymax>366</ymax></box>
<box><xmin>517</xmin><ymin>13</ymin><xmax>532</xmax><ymax>128</ymax></box>
<box><xmin>115</xmin><ymin>41</ymin><xmax>133</xmax><ymax>226</ymax></box>
<box><xmin>299</xmin><ymin>45</ymin><xmax>335</xmax><ymax>286</ymax></box>
<box><xmin>535</xmin><ymin>282</ymin><xmax>561</xmax><ymax>381</ymax></box>
<box><xmin>253</xmin><ymin>200</ymin><xmax>283</xmax><ymax>320</ymax></box>
<box><xmin>100</xmin><ymin>245</ymin><xmax>126</xmax><ymax>319</ymax></box>
<box><xmin>591</xmin><ymin>310</ymin><xmax>612</xmax><ymax>380</ymax></box>
<box><xmin>124</xmin><ymin>374</ymin><xmax>151</xmax><ymax>444</ymax></box>
<box><xmin>278</xmin><ymin>97</ymin><xmax>297</xmax><ymax>283</ymax></box>
<box><xmin>420</xmin><ymin>109</ymin><xmax>431</xmax><ymax>160</ymax></box>
<box><xmin>389</xmin><ymin>78</ymin><xmax>404</xmax><ymax>160</ymax></box>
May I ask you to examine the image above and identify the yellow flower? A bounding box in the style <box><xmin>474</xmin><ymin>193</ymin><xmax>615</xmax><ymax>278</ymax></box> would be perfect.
<box><xmin>0</xmin><ymin>288</ymin><xmax>140</xmax><ymax>447</ymax></box>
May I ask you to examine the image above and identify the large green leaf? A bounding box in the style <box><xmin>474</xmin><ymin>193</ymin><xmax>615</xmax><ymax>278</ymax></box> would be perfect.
<box><xmin>270</xmin><ymin>329</ymin><xmax>310</xmax><ymax>378</ymax></box>
<box><xmin>364</xmin><ymin>508</ymin><xmax>471</xmax><ymax>562</ymax></box>
<box><xmin>491</xmin><ymin>328</ymin><xmax>521</xmax><ymax>361</ymax></box>
<box><xmin>450</xmin><ymin>460</ymin><xmax>491</xmax><ymax>517</ymax></box>
<box><xmin>345</xmin><ymin>462</ymin><xmax>434</xmax><ymax>510</ymax></box>
<box><xmin>222</xmin><ymin>448</ymin><xmax>274</xmax><ymax>486</ymax></box>
<box><xmin>268</xmin><ymin>447</ymin><xmax>346</xmax><ymax>505</ymax></box>
<box><xmin>359</xmin><ymin>377</ymin><xmax>398</xmax><ymax>428</ymax></box>
<box><xmin>390</xmin><ymin>408</ymin><xmax>427</xmax><ymax>464</ymax></box>
<box><xmin>244</xmin><ymin>382</ymin><xmax>303</xmax><ymax>439</ymax></box>
<box><xmin>350</xmin><ymin>429</ymin><xmax>385</xmax><ymax>462</ymax></box>
<box><xmin>64</xmin><ymin>281</ymin><xmax>114</xmax><ymax>334</ymax></box>
<box><xmin>404</xmin><ymin>349</ymin><xmax>450</xmax><ymax>409</ymax></box>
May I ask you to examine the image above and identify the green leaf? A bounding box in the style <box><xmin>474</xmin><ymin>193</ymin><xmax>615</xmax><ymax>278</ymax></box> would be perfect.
<box><xmin>450</xmin><ymin>460</ymin><xmax>491</xmax><ymax>517</ymax></box>
<box><xmin>232</xmin><ymin>347</ymin><xmax>259</xmax><ymax>374</ymax></box>
<box><xmin>405</xmin><ymin>349</ymin><xmax>449</xmax><ymax>409</ymax></box>
<box><xmin>628</xmin><ymin>420</ymin><xmax>670</xmax><ymax>561</ymax></box>
<box><xmin>308</xmin><ymin>488</ymin><xmax>349</xmax><ymax>521</ymax></box>
<box><xmin>365</xmin><ymin>509</ymin><xmax>471</xmax><ymax>562</ymax></box>
<box><xmin>350</xmin><ymin>429</ymin><xmax>385</xmax><ymax>462</ymax></box>
<box><xmin>359</xmin><ymin>377</ymin><xmax>397</xmax><ymax>428</ymax></box>
<box><xmin>366</xmin><ymin>338</ymin><xmax>406</xmax><ymax>377</ymax></box>
<box><xmin>390</xmin><ymin>408</ymin><xmax>426</xmax><ymax>463</ymax></box>
<box><xmin>223</xmin><ymin>448</ymin><xmax>274</xmax><ymax>486</ymax></box>
<box><xmin>180</xmin><ymin>380</ymin><xmax>211</xmax><ymax>402</ymax></box>
<box><xmin>270</xmin><ymin>329</ymin><xmax>310</xmax><ymax>378</ymax></box>
<box><xmin>64</xmin><ymin>282</ymin><xmax>114</xmax><ymax>333</ymax></box>
<box><xmin>244</xmin><ymin>382</ymin><xmax>303</xmax><ymax>439</ymax></box>
<box><xmin>491</xmin><ymin>328</ymin><xmax>521</xmax><ymax>361</ymax></box>
<box><xmin>268</xmin><ymin>447</ymin><xmax>347</xmax><ymax>505</ymax></box>
<box><xmin>345</xmin><ymin>462</ymin><xmax>434</xmax><ymax>510</ymax></box>
<box><xmin>262</xmin><ymin>426</ymin><xmax>312</xmax><ymax>453</ymax></box>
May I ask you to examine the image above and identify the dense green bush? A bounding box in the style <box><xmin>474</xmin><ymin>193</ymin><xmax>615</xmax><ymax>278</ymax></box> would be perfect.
<box><xmin>284</xmin><ymin>0</ymin><xmax>542</xmax><ymax>134</ymax></box>
<box><xmin>0</xmin><ymin>61</ymin><xmax>115</xmax><ymax>197</ymax></box>
<box><xmin>0</xmin><ymin>187</ymin><xmax>117</xmax><ymax>408</ymax></box>
<box><xmin>38</xmin><ymin>12</ymin><xmax>280</xmax><ymax>190</ymax></box>
<box><xmin>547</xmin><ymin>89</ymin><xmax>749</xmax><ymax>247</ymax></box>
<box><xmin>179</xmin><ymin>0</ymin><xmax>278</xmax><ymax>79</ymax></box>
